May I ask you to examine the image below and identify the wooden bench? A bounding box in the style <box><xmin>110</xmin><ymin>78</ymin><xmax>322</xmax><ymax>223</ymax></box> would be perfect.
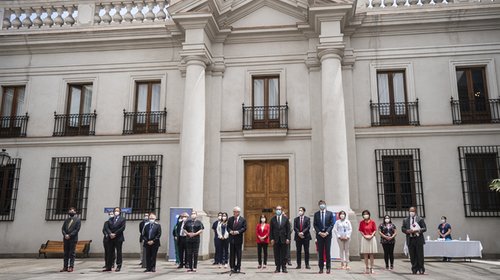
<box><xmin>38</xmin><ymin>240</ymin><xmax>92</xmax><ymax>258</ymax></box>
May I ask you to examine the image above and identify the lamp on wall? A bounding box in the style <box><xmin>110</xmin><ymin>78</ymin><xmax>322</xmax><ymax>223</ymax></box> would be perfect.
<box><xmin>0</xmin><ymin>149</ymin><xmax>11</xmax><ymax>167</ymax></box>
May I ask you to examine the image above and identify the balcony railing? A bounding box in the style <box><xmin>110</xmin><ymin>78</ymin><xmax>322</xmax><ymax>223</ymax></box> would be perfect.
<box><xmin>0</xmin><ymin>114</ymin><xmax>29</xmax><ymax>138</ymax></box>
<box><xmin>451</xmin><ymin>97</ymin><xmax>500</xmax><ymax>124</ymax></box>
<box><xmin>370</xmin><ymin>100</ymin><xmax>420</xmax><ymax>126</ymax></box>
<box><xmin>53</xmin><ymin>111</ymin><xmax>96</xmax><ymax>136</ymax></box>
<box><xmin>123</xmin><ymin>109</ymin><xmax>166</xmax><ymax>134</ymax></box>
<box><xmin>242</xmin><ymin>103</ymin><xmax>288</xmax><ymax>130</ymax></box>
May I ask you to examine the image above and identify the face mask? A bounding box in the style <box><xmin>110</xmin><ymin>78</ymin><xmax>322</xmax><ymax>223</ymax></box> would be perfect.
<box><xmin>319</xmin><ymin>204</ymin><xmax>326</xmax><ymax>210</ymax></box>
<box><xmin>218</xmin><ymin>215</ymin><xmax>222</xmax><ymax>221</ymax></box>
<box><xmin>409</xmin><ymin>212</ymin><xmax>416</xmax><ymax>217</ymax></box>
<box><xmin>182</xmin><ymin>217</ymin><xmax>187</xmax><ymax>222</ymax></box>
<box><xmin>298</xmin><ymin>211</ymin><xmax>304</xmax><ymax>216</ymax></box>
<box><xmin>276</xmin><ymin>210</ymin><xmax>282</xmax><ymax>216</ymax></box>
<box><xmin>222</xmin><ymin>216</ymin><xmax>227</xmax><ymax>221</ymax></box>
<box><xmin>144</xmin><ymin>216</ymin><xmax>149</xmax><ymax>221</ymax></box>
<box><xmin>340</xmin><ymin>214</ymin><xmax>345</xmax><ymax>219</ymax></box>
<box><xmin>363</xmin><ymin>214</ymin><xmax>369</xmax><ymax>220</ymax></box>
<box><xmin>68</xmin><ymin>212</ymin><xmax>75</xmax><ymax>217</ymax></box>
<box><xmin>385</xmin><ymin>219</ymin><xmax>390</xmax><ymax>223</ymax></box>
<box><xmin>261</xmin><ymin>218</ymin><xmax>266</xmax><ymax>223</ymax></box>
<box><xmin>149</xmin><ymin>219</ymin><xmax>155</xmax><ymax>223</ymax></box>
<box><xmin>441</xmin><ymin>219</ymin><xmax>446</xmax><ymax>224</ymax></box>
<box><xmin>191</xmin><ymin>215</ymin><xmax>197</xmax><ymax>220</ymax></box>
<box><xmin>114</xmin><ymin>211</ymin><xmax>120</xmax><ymax>216</ymax></box>
<box><xmin>109</xmin><ymin>214</ymin><xmax>114</xmax><ymax>218</ymax></box>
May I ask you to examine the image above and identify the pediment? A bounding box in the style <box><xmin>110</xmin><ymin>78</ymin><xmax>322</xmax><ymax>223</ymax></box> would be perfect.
<box><xmin>230</xmin><ymin>5</ymin><xmax>304</xmax><ymax>28</ymax></box>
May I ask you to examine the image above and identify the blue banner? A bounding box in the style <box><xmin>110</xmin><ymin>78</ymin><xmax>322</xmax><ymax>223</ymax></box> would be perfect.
<box><xmin>103</xmin><ymin>207</ymin><xmax>132</xmax><ymax>214</ymax></box>
<box><xmin>168</xmin><ymin>207</ymin><xmax>192</xmax><ymax>261</ymax></box>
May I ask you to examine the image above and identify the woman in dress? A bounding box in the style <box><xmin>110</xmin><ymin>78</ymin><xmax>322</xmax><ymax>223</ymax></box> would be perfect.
<box><xmin>256</xmin><ymin>214</ymin><xmax>270</xmax><ymax>269</ymax></box>
<box><xmin>359</xmin><ymin>210</ymin><xmax>377</xmax><ymax>274</ymax></box>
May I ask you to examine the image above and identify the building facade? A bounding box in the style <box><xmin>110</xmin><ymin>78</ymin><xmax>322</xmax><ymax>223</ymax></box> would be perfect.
<box><xmin>0</xmin><ymin>0</ymin><xmax>499</xmax><ymax>258</ymax></box>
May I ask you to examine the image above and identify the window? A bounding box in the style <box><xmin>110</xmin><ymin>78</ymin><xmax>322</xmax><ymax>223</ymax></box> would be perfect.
<box><xmin>0</xmin><ymin>158</ymin><xmax>21</xmax><ymax>221</ymax></box>
<box><xmin>46</xmin><ymin>157</ymin><xmax>91</xmax><ymax>220</ymax></box>
<box><xmin>120</xmin><ymin>155</ymin><xmax>162</xmax><ymax>220</ymax></box>
<box><xmin>0</xmin><ymin>86</ymin><xmax>28</xmax><ymax>137</ymax></box>
<box><xmin>252</xmin><ymin>76</ymin><xmax>280</xmax><ymax>127</ymax></box>
<box><xmin>375</xmin><ymin>149</ymin><xmax>425</xmax><ymax>218</ymax></box>
<box><xmin>458</xmin><ymin>146</ymin><xmax>500</xmax><ymax>217</ymax></box>
<box><xmin>123</xmin><ymin>81</ymin><xmax>166</xmax><ymax>134</ymax></box>
<box><xmin>372</xmin><ymin>70</ymin><xmax>417</xmax><ymax>126</ymax></box>
<box><xmin>454</xmin><ymin>67</ymin><xmax>493</xmax><ymax>124</ymax></box>
<box><xmin>54</xmin><ymin>84</ymin><xmax>96</xmax><ymax>136</ymax></box>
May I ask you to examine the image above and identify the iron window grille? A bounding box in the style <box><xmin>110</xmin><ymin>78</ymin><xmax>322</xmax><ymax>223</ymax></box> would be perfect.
<box><xmin>0</xmin><ymin>158</ymin><xmax>21</xmax><ymax>221</ymax></box>
<box><xmin>458</xmin><ymin>146</ymin><xmax>500</xmax><ymax>217</ymax></box>
<box><xmin>45</xmin><ymin>157</ymin><xmax>91</xmax><ymax>221</ymax></box>
<box><xmin>375</xmin><ymin>149</ymin><xmax>425</xmax><ymax>218</ymax></box>
<box><xmin>120</xmin><ymin>155</ymin><xmax>162</xmax><ymax>220</ymax></box>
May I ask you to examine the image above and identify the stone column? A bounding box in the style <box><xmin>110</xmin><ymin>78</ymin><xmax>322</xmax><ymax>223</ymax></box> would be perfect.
<box><xmin>319</xmin><ymin>49</ymin><xmax>350</xmax><ymax>210</ymax></box>
<box><xmin>178</xmin><ymin>56</ymin><xmax>208</xmax><ymax>211</ymax></box>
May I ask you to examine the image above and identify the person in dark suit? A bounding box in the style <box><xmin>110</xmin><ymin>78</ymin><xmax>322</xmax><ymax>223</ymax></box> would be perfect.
<box><xmin>313</xmin><ymin>200</ymin><xmax>334</xmax><ymax>274</ymax></box>
<box><xmin>270</xmin><ymin>205</ymin><xmax>291</xmax><ymax>273</ymax></box>
<box><xmin>102</xmin><ymin>211</ymin><xmax>115</xmax><ymax>269</ymax></box>
<box><xmin>227</xmin><ymin>206</ymin><xmax>247</xmax><ymax>273</ymax></box>
<box><xmin>60</xmin><ymin>207</ymin><xmax>81</xmax><ymax>272</ymax></box>
<box><xmin>103</xmin><ymin>207</ymin><xmax>126</xmax><ymax>272</ymax></box>
<box><xmin>142</xmin><ymin>212</ymin><xmax>161</xmax><ymax>272</ymax></box>
<box><xmin>139</xmin><ymin>213</ymin><xmax>149</xmax><ymax>268</ymax></box>
<box><xmin>402</xmin><ymin>206</ymin><xmax>427</xmax><ymax>275</ymax></box>
<box><xmin>183</xmin><ymin>211</ymin><xmax>205</xmax><ymax>272</ymax></box>
<box><xmin>212</xmin><ymin>212</ymin><xmax>223</xmax><ymax>266</ymax></box>
<box><xmin>294</xmin><ymin>206</ymin><xmax>311</xmax><ymax>269</ymax></box>
<box><xmin>174</xmin><ymin>212</ymin><xmax>189</xmax><ymax>269</ymax></box>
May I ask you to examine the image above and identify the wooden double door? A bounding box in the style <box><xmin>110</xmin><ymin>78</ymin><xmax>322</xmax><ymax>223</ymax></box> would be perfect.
<box><xmin>244</xmin><ymin>160</ymin><xmax>289</xmax><ymax>247</ymax></box>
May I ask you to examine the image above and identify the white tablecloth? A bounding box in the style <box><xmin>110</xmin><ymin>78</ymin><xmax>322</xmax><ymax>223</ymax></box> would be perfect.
<box><xmin>424</xmin><ymin>240</ymin><xmax>483</xmax><ymax>258</ymax></box>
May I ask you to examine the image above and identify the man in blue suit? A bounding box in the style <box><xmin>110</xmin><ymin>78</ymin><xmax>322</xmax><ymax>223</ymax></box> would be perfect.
<box><xmin>313</xmin><ymin>200</ymin><xmax>334</xmax><ymax>274</ymax></box>
<box><xmin>142</xmin><ymin>212</ymin><xmax>161</xmax><ymax>273</ymax></box>
<box><xmin>103</xmin><ymin>207</ymin><xmax>126</xmax><ymax>272</ymax></box>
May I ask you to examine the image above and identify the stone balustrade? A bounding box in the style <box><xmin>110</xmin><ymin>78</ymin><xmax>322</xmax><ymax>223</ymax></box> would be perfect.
<box><xmin>362</xmin><ymin>0</ymin><xmax>496</xmax><ymax>9</ymax></box>
<box><xmin>1</xmin><ymin>1</ymin><xmax>169</xmax><ymax>30</ymax></box>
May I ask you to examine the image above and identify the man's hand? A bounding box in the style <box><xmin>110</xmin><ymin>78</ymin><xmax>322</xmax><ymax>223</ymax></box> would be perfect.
<box><xmin>286</xmin><ymin>239</ymin><xmax>290</xmax><ymax>244</ymax></box>
<box><xmin>110</xmin><ymin>233</ymin><xmax>116</xmax><ymax>239</ymax></box>
<box><xmin>148</xmin><ymin>241</ymin><xmax>154</xmax><ymax>245</ymax></box>
<box><xmin>270</xmin><ymin>240</ymin><xmax>275</xmax><ymax>246</ymax></box>
<box><xmin>65</xmin><ymin>235</ymin><xmax>70</xmax><ymax>240</ymax></box>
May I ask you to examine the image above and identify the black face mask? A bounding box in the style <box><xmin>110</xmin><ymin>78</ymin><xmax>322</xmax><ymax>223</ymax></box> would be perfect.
<box><xmin>69</xmin><ymin>213</ymin><xmax>75</xmax><ymax>217</ymax></box>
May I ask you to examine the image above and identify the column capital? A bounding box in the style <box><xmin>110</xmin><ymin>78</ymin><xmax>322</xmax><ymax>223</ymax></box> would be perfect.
<box><xmin>317</xmin><ymin>47</ymin><xmax>344</xmax><ymax>62</ymax></box>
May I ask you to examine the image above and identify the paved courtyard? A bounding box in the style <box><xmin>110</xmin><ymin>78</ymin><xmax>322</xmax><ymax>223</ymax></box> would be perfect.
<box><xmin>0</xmin><ymin>258</ymin><xmax>498</xmax><ymax>280</ymax></box>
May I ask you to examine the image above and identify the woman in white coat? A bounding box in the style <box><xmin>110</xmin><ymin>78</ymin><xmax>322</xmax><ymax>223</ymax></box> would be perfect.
<box><xmin>333</xmin><ymin>210</ymin><xmax>352</xmax><ymax>270</ymax></box>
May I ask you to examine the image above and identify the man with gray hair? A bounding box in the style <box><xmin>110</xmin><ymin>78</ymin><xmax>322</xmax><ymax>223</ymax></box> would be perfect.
<box><xmin>228</xmin><ymin>206</ymin><xmax>247</xmax><ymax>273</ymax></box>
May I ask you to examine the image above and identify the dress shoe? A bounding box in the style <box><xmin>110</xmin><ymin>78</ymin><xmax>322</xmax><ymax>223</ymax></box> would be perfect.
<box><xmin>102</xmin><ymin>268</ymin><xmax>112</xmax><ymax>272</ymax></box>
<box><xmin>68</xmin><ymin>267</ymin><xmax>74</xmax><ymax>272</ymax></box>
<box><xmin>177</xmin><ymin>264</ymin><xmax>184</xmax><ymax>269</ymax></box>
<box><xmin>151</xmin><ymin>268</ymin><xmax>156</xmax><ymax>272</ymax></box>
<box><xmin>282</xmin><ymin>268</ymin><xmax>288</xmax><ymax>273</ymax></box>
<box><xmin>296</xmin><ymin>266</ymin><xmax>301</xmax><ymax>269</ymax></box>
<box><xmin>274</xmin><ymin>269</ymin><xmax>280</xmax><ymax>273</ymax></box>
<box><xmin>326</xmin><ymin>268</ymin><xmax>331</xmax><ymax>274</ymax></box>
<box><xmin>306</xmin><ymin>265</ymin><xmax>311</xmax><ymax>269</ymax></box>
<box><xmin>115</xmin><ymin>267</ymin><xmax>121</xmax><ymax>272</ymax></box>
<box><xmin>144</xmin><ymin>269</ymin><xmax>150</xmax><ymax>272</ymax></box>
<box><xmin>59</xmin><ymin>268</ymin><xmax>68</xmax><ymax>272</ymax></box>
<box><xmin>287</xmin><ymin>261</ymin><xmax>292</xmax><ymax>266</ymax></box>
<box><xmin>319</xmin><ymin>269</ymin><xmax>324</xmax><ymax>274</ymax></box>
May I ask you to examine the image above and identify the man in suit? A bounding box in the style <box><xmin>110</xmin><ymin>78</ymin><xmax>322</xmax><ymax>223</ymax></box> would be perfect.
<box><xmin>313</xmin><ymin>200</ymin><xmax>334</xmax><ymax>274</ymax></box>
<box><xmin>60</xmin><ymin>207</ymin><xmax>81</xmax><ymax>272</ymax></box>
<box><xmin>174</xmin><ymin>212</ymin><xmax>188</xmax><ymax>268</ymax></box>
<box><xmin>402</xmin><ymin>206</ymin><xmax>427</xmax><ymax>275</ymax></box>
<box><xmin>227</xmin><ymin>206</ymin><xmax>246</xmax><ymax>273</ymax></box>
<box><xmin>294</xmin><ymin>206</ymin><xmax>311</xmax><ymax>269</ymax></box>
<box><xmin>142</xmin><ymin>212</ymin><xmax>161</xmax><ymax>273</ymax></box>
<box><xmin>102</xmin><ymin>211</ymin><xmax>115</xmax><ymax>269</ymax></box>
<box><xmin>270</xmin><ymin>205</ymin><xmax>291</xmax><ymax>273</ymax></box>
<box><xmin>103</xmin><ymin>207</ymin><xmax>126</xmax><ymax>272</ymax></box>
<box><xmin>139</xmin><ymin>212</ymin><xmax>149</xmax><ymax>268</ymax></box>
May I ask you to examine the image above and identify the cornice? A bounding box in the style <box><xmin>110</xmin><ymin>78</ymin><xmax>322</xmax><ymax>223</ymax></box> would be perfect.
<box><xmin>355</xmin><ymin>124</ymin><xmax>500</xmax><ymax>139</ymax></box>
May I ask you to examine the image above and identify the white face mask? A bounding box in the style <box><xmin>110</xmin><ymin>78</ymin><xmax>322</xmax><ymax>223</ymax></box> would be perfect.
<box><xmin>149</xmin><ymin>219</ymin><xmax>155</xmax><ymax>223</ymax></box>
<box><xmin>340</xmin><ymin>214</ymin><xmax>345</xmax><ymax>219</ymax></box>
<box><xmin>261</xmin><ymin>218</ymin><xmax>266</xmax><ymax>223</ymax></box>
<box><xmin>114</xmin><ymin>211</ymin><xmax>120</xmax><ymax>216</ymax></box>
<box><xmin>182</xmin><ymin>217</ymin><xmax>187</xmax><ymax>222</ymax></box>
<box><xmin>191</xmin><ymin>215</ymin><xmax>197</xmax><ymax>220</ymax></box>
<box><xmin>441</xmin><ymin>219</ymin><xmax>446</xmax><ymax>224</ymax></box>
<box><xmin>108</xmin><ymin>214</ymin><xmax>114</xmax><ymax>219</ymax></box>
<box><xmin>298</xmin><ymin>211</ymin><xmax>304</xmax><ymax>216</ymax></box>
<box><xmin>363</xmin><ymin>214</ymin><xmax>369</xmax><ymax>220</ymax></box>
<box><xmin>222</xmin><ymin>216</ymin><xmax>227</xmax><ymax>221</ymax></box>
<box><xmin>218</xmin><ymin>215</ymin><xmax>222</xmax><ymax>221</ymax></box>
<box><xmin>409</xmin><ymin>212</ymin><xmax>416</xmax><ymax>217</ymax></box>
<box><xmin>385</xmin><ymin>219</ymin><xmax>390</xmax><ymax>223</ymax></box>
<box><xmin>319</xmin><ymin>204</ymin><xmax>326</xmax><ymax>210</ymax></box>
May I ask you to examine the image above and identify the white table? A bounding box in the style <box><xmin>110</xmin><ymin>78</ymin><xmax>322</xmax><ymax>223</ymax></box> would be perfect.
<box><xmin>424</xmin><ymin>240</ymin><xmax>483</xmax><ymax>259</ymax></box>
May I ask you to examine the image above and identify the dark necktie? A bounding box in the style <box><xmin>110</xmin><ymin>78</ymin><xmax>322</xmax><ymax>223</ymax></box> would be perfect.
<box><xmin>149</xmin><ymin>223</ymin><xmax>153</xmax><ymax>239</ymax></box>
<box><xmin>234</xmin><ymin>217</ymin><xmax>238</xmax><ymax>227</ymax></box>
<box><xmin>300</xmin><ymin>217</ymin><xmax>303</xmax><ymax>232</ymax></box>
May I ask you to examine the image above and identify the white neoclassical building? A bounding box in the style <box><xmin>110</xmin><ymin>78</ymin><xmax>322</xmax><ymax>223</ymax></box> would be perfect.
<box><xmin>0</xmin><ymin>0</ymin><xmax>499</xmax><ymax>258</ymax></box>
